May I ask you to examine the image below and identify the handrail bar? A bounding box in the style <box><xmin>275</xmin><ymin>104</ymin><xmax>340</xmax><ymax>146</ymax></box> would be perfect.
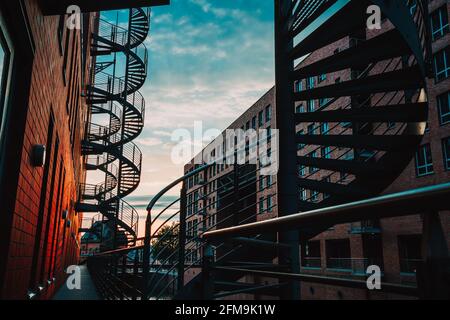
<box><xmin>203</xmin><ymin>182</ymin><xmax>450</xmax><ymax>240</ymax></box>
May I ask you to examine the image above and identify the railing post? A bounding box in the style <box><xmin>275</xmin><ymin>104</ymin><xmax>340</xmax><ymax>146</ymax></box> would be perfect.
<box><xmin>177</xmin><ymin>185</ymin><xmax>187</xmax><ymax>292</ymax></box>
<box><xmin>142</xmin><ymin>209</ymin><xmax>152</xmax><ymax>300</ymax></box>
<box><xmin>202</xmin><ymin>242</ymin><xmax>214</xmax><ymax>300</ymax></box>
<box><xmin>417</xmin><ymin>211</ymin><xmax>450</xmax><ymax>299</ymax></box>
<box><xmin>132</xmin><ymin>249</ymin><xmax>139</xmax><ymax>300</ymax></box>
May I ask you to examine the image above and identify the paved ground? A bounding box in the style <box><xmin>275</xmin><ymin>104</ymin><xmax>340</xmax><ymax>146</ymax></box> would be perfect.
<box><xmin>53</xmin><ymin>265</ymin><xmax>100</xmax><ymax>300</ymax></box>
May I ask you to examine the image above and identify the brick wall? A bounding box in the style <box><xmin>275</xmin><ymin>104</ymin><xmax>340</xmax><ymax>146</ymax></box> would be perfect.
<box><xmin>0</xmin><ymin>1</ymin><xmax>93</xmax><ymax>299</ymax></box>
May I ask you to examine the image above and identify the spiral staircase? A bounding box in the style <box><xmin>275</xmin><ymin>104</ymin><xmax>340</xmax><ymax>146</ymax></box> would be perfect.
<box><xmin>76</xmin><ymin>8</ymin><xmax>151</xmax><ymax>250</ymax></box>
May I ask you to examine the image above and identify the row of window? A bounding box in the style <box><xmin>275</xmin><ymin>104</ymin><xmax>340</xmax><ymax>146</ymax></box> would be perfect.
<box><xmin>415</xmin><ymin>137</ymin><xmax>450</xmax><ymax>177</ymax></box>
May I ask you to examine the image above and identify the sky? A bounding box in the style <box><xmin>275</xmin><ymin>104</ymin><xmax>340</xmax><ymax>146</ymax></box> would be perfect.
<box><xmin>86</xmin><ymin>0</ymin><xmax>276</xmax><ymax>236</ymax></box>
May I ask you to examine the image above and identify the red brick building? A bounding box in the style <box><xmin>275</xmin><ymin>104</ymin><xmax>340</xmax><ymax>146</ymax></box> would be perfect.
<box><xmin>0</xmin><ymin>1</ymin><xmax>95</xmax><ymax>299</ymax></box>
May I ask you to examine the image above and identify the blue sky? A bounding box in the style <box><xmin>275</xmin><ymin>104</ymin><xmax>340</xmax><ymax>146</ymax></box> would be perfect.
<box><xmin>92</xmin><ymin>1</ymin><xmax>275</xmax><ymax>234</ymax></box>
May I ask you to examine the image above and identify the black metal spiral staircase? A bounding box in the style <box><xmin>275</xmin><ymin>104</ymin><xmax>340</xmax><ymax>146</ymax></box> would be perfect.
<box><xmin>76</xmin><ymin>8</ymin><xmax>151</xmax><ymax>250</ymax></box>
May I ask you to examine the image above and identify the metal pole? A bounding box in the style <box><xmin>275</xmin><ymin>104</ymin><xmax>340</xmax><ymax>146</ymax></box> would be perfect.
<box><xmin>177</xmin><ymin>185</ymin><xmax>187</xmax><ymax>291</ymax></box>
<box><xmin>274</xmin><ymin>0</ymin><xmax>300</xmax><ymax>300</ymax></box>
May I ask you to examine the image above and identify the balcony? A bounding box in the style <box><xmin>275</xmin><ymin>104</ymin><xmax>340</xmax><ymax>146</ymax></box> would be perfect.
<box><xmin>39</xmin><ymin>0</ymin><xmax>170</xmax><ymax>15</ymax></box>
<box><xmin>349</xmin><ymin>219</ymin><xmax>381</xmax><ymax>234</ymax></box>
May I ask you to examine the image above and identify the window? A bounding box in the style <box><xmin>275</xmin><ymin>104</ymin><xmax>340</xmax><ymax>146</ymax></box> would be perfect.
<box><xmin>296</xmin><ymin>104</ymin><xmax>304</xmax><ymax>113</ymax></box>
<box><xmin>307</xmin><ymin>100</ymin><xmax>315</xmax><ymax>112</ymax></box>
<box><xmin>321</xmin><ymin>146</ymin><xmax>331</xmax><ymax>159</ymax></box>
<box><xmin>245</xmin><ymin>121</ymin><xmax>250</xmax><ymax>130</ymax></box>
<box><xmin>437</xmin><ymin>91</ymin><xmax>450</xmax><ymax>125</ymax></box>
<box><xmin>251</xmin><ymin>116</ymin><xmax>256</xmax><ymax>129</ymax></box>
<box><xmin>442</xmin><ymin>137</ymin><xmax>450</xmax><ymax>170</ymax></box>
<box><xmin>265</xmin><ymin>105</ymin><xmax>272</xmax><ymax>122</ymax></box>
<box><xmin>415</xmin><ymin>144</ymin><xmax>434</xmax><ymax>176</ymax></box>
<box><xmin>320</xmin><ymin>122</ymin><xmax>329</xmax><ymax>135</ymax></box>
<box><xmin>311</xmin><ymin>190</ymin><xmax>319</xmax><ymax>202</ymax></box>
<box><xmin>326</xmin><ymin>239</ymin><xmax>351</xmax><ymax>270</ymax></box>
<box><xmin>299</xmin><ymin>188</ymin><xmax>307</xmax><ymax>201</ymax></box>
<box><xmin>318</xmin><ymin>74</ymin><xmax>326</xmax><ymax>83</ymax></box>
<box><xmin>430</xmin><ymin>5</ymin><xmax>449</xmax><ymax>41</ymax></box>
<box><xmin>309</xmin><ymin>150</ymin><xmax>318</xmax><ymax>173</ymax></box>
<box><xmin>319</xmin><ymin>97</ymin><xmax>329</xmax><ymax>107</ymax></box>
<box><xmin>398</xmin><ymin>235</ymin><xmax>421</xmax><ymax>274</ymax></box>
<box><xmin>307</xmin><ymin>124</ymin><xmax>316</xmax><ymax>135</ymax></box>
<box><xmin>267</xmin><ymin>195</ymin><xmax>273</xmax><ymax>212</ymax></box>
<box><xmin>258</xmin><ymin>110</ymin><xmax>264</xmax><ymax>127</ymax></box>
<box><xmin>297</xmin><ymin>130</ymin><xmax>305</xmax><ymax>150</ymax></box>
<box><xmin>298</xmin><ymin>165</ymin><xmax>305</xmax><ymax>177</ymax></box>
<box><xmin>307</xmin><ymin>77</ymin><xmax>315</xmax><ymax>89</ymax></box>
<box><xmin>434</xmin><ymin>47</ymin><xmax>450</xmax><ymax>82</ymax></box>
<box><xmin>259</xmin><ymin>197</ymin><xmax>265</xmax><ymax>214</ymax></box>
<box><xmin>0</xmin><ymin>23</ymin><xmax>12</xmax><ymax>151</ymax></box>
<box><xmin>259</xmin><ymin>177</ymin><xmax>265</xmax><ymax>191</ymax></box>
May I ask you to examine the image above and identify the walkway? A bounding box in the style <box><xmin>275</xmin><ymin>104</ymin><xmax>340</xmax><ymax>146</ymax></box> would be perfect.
<box><xmin>53</xmin><ymin>265</ymin><xmax>100</xmax><ymax>300</ymax></box>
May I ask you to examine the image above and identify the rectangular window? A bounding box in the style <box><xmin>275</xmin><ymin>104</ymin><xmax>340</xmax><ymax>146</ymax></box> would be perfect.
<box><xmin>307</xmin><ymin>124</ymin><xmax>315</xmax><ymax>135</ymax></box>
<box><xmin>266</xmin><ymin>175</ymin><xmax>272</xmax><ymax>187</ymax></box>
<box><xmin>318</xmin><ymin>74</ymin><xmax>327</xmax><ymax>83</ymax></box>
<box><xmin>259</xmin><ymin>197</ymin><xmax>265</xmax><ymax>214</ymax></box>
<box><xmin>297</xmin><ymin>129</ymin><xmax>305</xmax><ymax>150</ymax></box>
<box><xmin>245</xmin><ymin>121</ymin><xmax>250</xmax><ymax>130</ymax></box>
<box><xmin>319</xmin><ymin>97</ymin><xmax>329</xmax><ymax>107</ymax></box>
<box><xmin>267</xmin><ymin>195</ymin><xmax>273</xmax><ymax>213</ymax></box>
<box><xmin>430</xmin><ymin>5</ymin><xmax>449</xmax><ymax>41</ymax></box>
<box><xmin>301</xmin><ymin>241</ymin><xmax>321</xmax><ymax>268</ymax></box>
<box><xmin>437</xmin><ymin>91</ymin><xmax>450</xmax><ymax>125</ymax></box>
<box><xmin>299</xmin><ymin>188</ymin><xmax>307</xmax><ymax>201</ymax></box>
<box><xmin>252</xmin><ymin>116</ymin><xmax>256</xmax><ymax>129</ymax></box>
<box><xmin>259</xmin><ymin>177</ymin><xmax>265</xmax><ymax>191</ymax></box>
<box><xmin>442</xmin><ymin>137</ymin><xmax>450</xmax><ymax>170</ymax></box>
<box><xmin>309</xmin><ymin>150</ymin><xmax>318</xmax><ymax>173</ymax></box>
<box><xmin>307</xmin><ymin>77</ymin><xmax>315</xmax><ymax>89</ymax></box>
<box><xmin>0</xmin><ymin>23</ymin><xmax>12</xmax><ymax>152</ymax></box>
<box><xmin>434</xmin><ymin>46</ymin><xmax>450</xmax><ymax>82</ymax></box>
<box><xmin>265</xmin><ymin>105</ymin><xmax>272</xmax><ymax>122</ymax></box>
<box><xmin>311</xmin><ymin>190</ymin><xmax>319</xmax><ymax>202</ymax></box>
<box><xmin>398</xmin><ymin>235</ymin><xmax>421</xmax><ymax>274</ymax></box>
<box><xmin>321</xmin><ymin>146</ymin><xmax>331</xmax><ymax>159</ymax></box>
<box><xmin>298</xmin><ymin>165</ymin><xmax>305</xmax><ymax>177</ymax></box>
<box><xmin>258</xmin><ymin>110</ymin><xmax>264</xmax><ymax>126</ymax></box>
<box><xmin>415</xmin><ymin>144</ymin><xmax>434</xmax><ymax>176</ymax></box>
<box><xmin>295</xmin><ymin>80</ymin><xmax>303</xmax><ymax>92</ymax></box>
<box><xmin>321</xmin><ymin>122</ymin><xmax>329</xmax><ymax>135</ymax></box>
<box><xmin>307</xmin><ymin>100</ymin><xmax>315</xmax><ymax>112</ymax></box>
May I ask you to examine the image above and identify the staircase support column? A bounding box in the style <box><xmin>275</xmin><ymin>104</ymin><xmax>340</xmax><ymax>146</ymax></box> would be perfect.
<box><xmin>274</xmin><ymin>0</ymin><xmax>300</xmax><ymax>300</ymax></box>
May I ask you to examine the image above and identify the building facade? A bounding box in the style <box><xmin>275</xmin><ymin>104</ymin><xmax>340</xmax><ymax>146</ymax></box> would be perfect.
<box><xmin>182</xmin><ymin>0</ymin><xmax>450</xmax><ymax>300</ymax></box>
<box><xmin>0</xmin><ymin>1</ymin><xmax>96</xmax><ymax>299</ymax></box>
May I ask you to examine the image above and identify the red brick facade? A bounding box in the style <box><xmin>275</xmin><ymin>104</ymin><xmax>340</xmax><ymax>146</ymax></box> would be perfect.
<box><xmin>0</xmin><ymin>1</ymin><xmax>94</xmax><ymax>299</ymax></box>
